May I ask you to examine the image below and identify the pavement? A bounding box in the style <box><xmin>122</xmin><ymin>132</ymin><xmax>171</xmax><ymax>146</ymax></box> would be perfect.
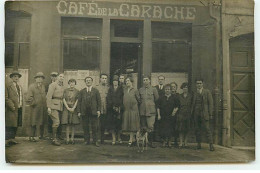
<box><xmin>5</xmin><ymin>137</ymin><xmax>255</xmax><ymax>164</ymax></box>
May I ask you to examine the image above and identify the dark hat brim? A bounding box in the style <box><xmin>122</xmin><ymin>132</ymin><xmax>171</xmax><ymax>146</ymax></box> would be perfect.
<box><xmin>34</xmin><ymin>75</ymin><xmax>45</xmax><ymax>79</ymax></box>
<box><xmin>10</xmin><ymin>72</ymin><xmax>22</xmax><ymax>78</ymax></box>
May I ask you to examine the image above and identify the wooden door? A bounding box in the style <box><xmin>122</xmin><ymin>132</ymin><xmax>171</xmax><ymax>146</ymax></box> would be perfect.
<box><xmin>230</xmin><ymin>33</ymin><xmax>255</xmax><ymax>146</ymax></box>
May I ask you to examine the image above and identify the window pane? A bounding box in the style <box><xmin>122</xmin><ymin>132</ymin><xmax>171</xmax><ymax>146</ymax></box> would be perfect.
<box><xmin>63</xmin><ymin>39</ymin><xmax>100</xmax><ymax>70</ymax></box>
<box><xmin>5</xmin><ymin>18</ymin><xmax>15</xmax><ymax>42</ymax></box>
<box><xmin>152</xmin><ymin>42</ymin><xmax>190</xmax><ymax>72</ymax></box>
<box><xmin>5</xmin><ymin>43</ymin><xmax>15</xmax><ymax>67</ymax></box>
<box><xmin>152</xmin><ymin>22</ymin><xmax>191</xmax><ymax>40</ymax></box>
<box><xmin>62</xmin><ymin>17</ymin><xmax>102</xmax><ymax>37</ymax></box>
<box><xmin>113</xmin><ymin>20</ymin><xmax>140</xmax><ymax>38</ymax></box>
<box><xmin>18</xmin><ymin>43</ymin><xmax>30</xmax><ymax>67</ymax></box>
<box><xmin>62</xmin><ymin>17</ymin><xmax>102</xmax><ymax>70</ymax></box>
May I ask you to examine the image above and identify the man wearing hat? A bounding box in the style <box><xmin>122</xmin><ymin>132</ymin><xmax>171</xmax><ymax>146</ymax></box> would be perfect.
<box><xmin>46</xmin><ymin>73</ymin><xmax>65</xmax><ymax>146</ymax></box>
<box><xmin>5</xmin><ymin>71</ymin><xmax>23</xmax><ymax>147</ymax></box>
<box><xmin>27</xmin><ymin>72</ymin><xmax>47</xmax><ymax>142</ymax></box>
<box><xmin>139</xmin><ymin>75</ymin><xmax>159</xmax><ymax>148</ymax></box>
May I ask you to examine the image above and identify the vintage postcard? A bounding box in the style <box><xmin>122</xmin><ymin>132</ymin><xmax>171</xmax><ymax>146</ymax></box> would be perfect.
<box><xmin>4</xmin><ymin>0</ymin><xmax>255</xmax><ymax>164</ymax></box>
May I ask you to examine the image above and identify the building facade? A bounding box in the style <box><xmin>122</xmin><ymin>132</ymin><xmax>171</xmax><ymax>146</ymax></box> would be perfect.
<box><xmin>5</xmin><ymin>0</ymin><xmax>254</xmax><ymax>147</ymax></box>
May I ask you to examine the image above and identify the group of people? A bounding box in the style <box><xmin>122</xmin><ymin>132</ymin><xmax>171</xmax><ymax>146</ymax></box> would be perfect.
<box><xmin>5</xmin><ymin>70</ymin><xmax>215</xmax><ymax>151</ymax></box>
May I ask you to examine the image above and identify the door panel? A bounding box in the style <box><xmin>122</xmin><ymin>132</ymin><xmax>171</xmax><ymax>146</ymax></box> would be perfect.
<box><xmin>230</xmin><ymin>33</ymin><xmax>255</xmax><ymax>146</ymax></box>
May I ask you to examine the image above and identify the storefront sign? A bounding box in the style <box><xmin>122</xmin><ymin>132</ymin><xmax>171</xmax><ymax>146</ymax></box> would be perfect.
<box><xmin>56</xmin><ymin>0</ymin><xmax>196</xmax><ymax>21</ymax></box>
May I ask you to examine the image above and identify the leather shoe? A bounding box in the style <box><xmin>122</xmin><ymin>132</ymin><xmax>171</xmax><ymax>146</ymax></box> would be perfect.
<box><xmin>84</xmin><ymin>141</ymin><xmax>90</xmax><ymax>145</ymax></box>
<box><xmin>150</xmin><ymin>142</ymin><xmax>156</xmax><ymax>148</ymax></box>
<box><xmin>52</xmin><ymin>140</ymin><xmax>61</xmax><ymax>146</ymax></box>
<box><xmin>209</xmin><ymin>143</ymin><xmax>215</xmax><ymax>151</ymax></box>
<box><xmin>197</xmin><ymin>143</ymin><xmax>202</xmax><ymax>149</ymax></box>
<box><xmin>9</xmin><ymin>139</ymin><xmax>19</xmax><ymax>144</ymax></box>
<box><xmin>95</xmin><ymin>142</ymin><xmax>100</xmax><ymax>147</ymax></box>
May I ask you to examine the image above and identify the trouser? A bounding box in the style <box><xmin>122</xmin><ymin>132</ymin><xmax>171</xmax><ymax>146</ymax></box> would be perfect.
<box><xmin>154</xmin><ymin>114</ymin><xmax>161</xmax><ymax>141</ymax></box>
<box><xmin>6</xmin><ymin>127</ymin><xmax>17</xmax><ymax>140</ymax></box>
<box><xmin>48</xmin><ymin>114</ymin><xmax>53</xmax><ymax>133</ymax></box>
<box><xmin>140</xmin><ymin>115</ymin><xmax>156</xmax><ymax>142</ymax></box>
<box><xmin>195</xmin><ymin>116</ymin><xmax>213</xmax><ymax>144</ymax></box>
<box><xmin>99</xmin><ymin>114</ymin><xmax>106</xmax><ymax>142</ymax></box>
<box><xmin>49</xmin><ymin>110</ymin><xmax>62</xmax><ymax>139</ymax></box>
<box><xmin>82</xmin><ymin>113</ymin><xmax>98</xmax><ymax>143</ymax></box>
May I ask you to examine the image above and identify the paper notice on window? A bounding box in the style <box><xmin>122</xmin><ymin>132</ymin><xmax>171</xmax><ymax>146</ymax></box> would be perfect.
<box><xmin>77</xmin><ymin>70</ymin><xmax>89</xmax><ymax>79</ymax></box>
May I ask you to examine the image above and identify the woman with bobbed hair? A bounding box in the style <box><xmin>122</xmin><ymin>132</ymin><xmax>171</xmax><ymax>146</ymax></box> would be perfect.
<box><xmin>121</xmin><ymin>75</ymin><xmax>141</xmax><ymax>146</ymax></box>
<box><xmin>176</xmin><ymin>82</ymin><xmax>192</xmax><ymax>148</ymax></box>
<box><xmin>62</xmin><ymin>78</ymin><xmax>80</xmax><ymax>144</ymax></box>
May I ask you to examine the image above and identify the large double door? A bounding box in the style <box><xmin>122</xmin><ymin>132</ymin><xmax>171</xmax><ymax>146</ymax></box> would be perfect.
<box><xmin>230</xmin><ymin>33</ymin><xmax>255</xmax><ymax>146</ymax></box>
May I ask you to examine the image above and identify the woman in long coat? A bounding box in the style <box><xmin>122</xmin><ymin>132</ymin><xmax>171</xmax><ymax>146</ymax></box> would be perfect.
<box><xmin>176</xmin><ymin>82</ymin><xmax>192</xmax><ymax>148</ymax></box>
<box><xmin>106</xmin><ymin>75</ymin><xmax>124</xmax><ymax>145</ymax></box>
<box><xmin>27</xmin><ymin>72</ymin><xmax>47</xmax><ymax>142</ymax></box>
<box><xmin>62</xmin><ymin>79</ymin><xmax>80</xmax><ymax>144</ymax></box>
<box><xmin>122</xmin><ymin>76</ymin><xmax>140</xmax><ymax>146</ymax></box>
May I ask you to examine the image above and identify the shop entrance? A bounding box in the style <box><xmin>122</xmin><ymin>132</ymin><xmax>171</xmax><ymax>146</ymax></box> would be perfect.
<box><xmin>110</xmin><ymin>20</ymin><xmax>143</xmax><ymax>88</ymax></box>
<box><xmin>110</xmin><ymin>43</ymin><xmax>142</xmax><ymax>88</ymax></box>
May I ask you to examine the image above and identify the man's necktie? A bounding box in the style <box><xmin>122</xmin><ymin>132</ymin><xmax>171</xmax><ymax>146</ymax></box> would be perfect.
<box><xmin>15</xmin><ymin>83</ymin><xmax>21</xmax><ymax>104</ymax></box>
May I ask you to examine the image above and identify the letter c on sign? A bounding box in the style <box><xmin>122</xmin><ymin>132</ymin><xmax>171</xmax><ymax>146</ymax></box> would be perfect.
<box><xmin>56</xmin><ymin>0</ymin><xmax>67</xmax><ymax>14</ymax></box>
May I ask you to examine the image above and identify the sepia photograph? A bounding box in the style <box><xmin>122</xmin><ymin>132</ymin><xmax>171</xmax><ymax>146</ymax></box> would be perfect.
<box><xmin>3</xmin><ymin>0</ymin><xmax>255</xmax><ymax>164</ymax></box>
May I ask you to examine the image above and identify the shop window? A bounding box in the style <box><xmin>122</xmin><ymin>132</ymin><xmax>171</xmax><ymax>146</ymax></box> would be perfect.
<box><xmin>62</xmin><ymin>17</ymin><xmax>102</xmax><ymax>70</ymax></box>
<box><xmin>152</xmin><ymin>22</ymin><xmax>191</xmax><ymax>73</ymax></box>
<box><xmin>5</xmin><ymin>10</ymin><xmax>31</xmax><ymax>68</ymax></box>
<box><xmin>152</xmin><ymin>42</ymin><xmax>190</xmax><ymax>72</ymax></box>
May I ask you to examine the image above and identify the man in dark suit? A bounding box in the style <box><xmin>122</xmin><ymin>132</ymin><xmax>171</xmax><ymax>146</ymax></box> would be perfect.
<box><xmin>191</xmin><ymin>78</ymin><xmax>214</xmax><ymax>151</ymax></box>
<box><xmin>5</xmin><ymin>71</ymin><xmax>23</xmax><ymax>147</ymax></box>
<box><xmin>154</xmin><ymin>75</ymin><xmax>165</xmax><ymax>142</ymax></box>
<box><xmin>78</xmin><ymin>76</ymin><xmax>101</xmax><ymax>147</ymax></box>
<box><xmin>155</xmin><ymin>75</ymin><xmax>165</xmax><ymax>98</ymax></box>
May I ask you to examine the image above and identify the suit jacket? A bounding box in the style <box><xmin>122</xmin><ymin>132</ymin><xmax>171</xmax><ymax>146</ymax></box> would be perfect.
<box><xmin>5</xmin><ymin>82</ymin><xmax>23</xmax><ymax>127</ymax></box>
<box><xmin>46</xmin><ymin>81</ymin><xmax>64</xmax><ymax>111</ymax></box>
<box><xmin>139</xmin><ymin>86</ymin><xmax>159</xmax><ymax>116</ymax></box>
<box><xmin>155</xmin><ymin>85</ymin><xmax>165</xmax><ymax>98</ymax></box>
<box><xmin>77</xmin><ymin>87</ymin><xmax>101</xmax><ymax>116</ymax></box>
<box><xmin>191</xmin><ymin>88</ymin><xmax>213</xmax><ymax>120</ymax></box>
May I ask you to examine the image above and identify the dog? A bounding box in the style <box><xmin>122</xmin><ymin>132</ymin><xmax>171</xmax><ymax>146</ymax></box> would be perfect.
<box><xmin>136</xmin><ymin>128</ymin><xmax>148</xmax><ymax>152</ymax></box>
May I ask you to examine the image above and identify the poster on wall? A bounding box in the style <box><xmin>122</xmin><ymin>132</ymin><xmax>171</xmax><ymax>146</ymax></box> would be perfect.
<box><xmin>64</xmin><ymin>70</ymin><xmax>100</xmax><ymax>90</ymax></box>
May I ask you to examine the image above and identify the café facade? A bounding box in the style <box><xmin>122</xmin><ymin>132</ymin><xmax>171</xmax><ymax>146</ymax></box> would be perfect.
<box><xmin>5</xmin><ymin>0</ymin><xmax>254</xmax><ymax>147</ymax></box>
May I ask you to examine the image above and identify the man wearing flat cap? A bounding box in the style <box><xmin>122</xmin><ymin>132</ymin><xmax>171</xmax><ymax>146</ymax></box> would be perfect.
<box><xmin>5</xmin><ymin>71</ymin><xmax>23</xmax><ymax>147</ymax></box>
<box><xmin>27</xmin><ymin>72</ymin><xmax>47</xmax><ymax>142</ymax></box>
<box><xmin>139</xmin><ymin>75</ymin><xmax>159</xmax><ymax>148</ymax></box>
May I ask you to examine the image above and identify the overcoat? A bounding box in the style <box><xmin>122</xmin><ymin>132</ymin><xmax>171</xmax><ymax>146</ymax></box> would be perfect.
<box><xmin>139</xmin><ymin>86</ymin><xmax>159</xmax><ymax>116</ymax></box>
<box><xmin>191</xmin><ymin>88</ymin><xmax>213</xmax><ymax>120</ymax></box>
<box><xmin>27</xmin><ymin>83</ymin><xmax>47</xmax><ymax>126</ymax></box>
<box><xmin>77</xmin><ymin>87</ymin><xmax>101</xmax><ymax>116</ymax></box>
<box><xmin>5</xmin><ymin>82</ymin><xmax>23</xmax><ymax>127</ymax></box>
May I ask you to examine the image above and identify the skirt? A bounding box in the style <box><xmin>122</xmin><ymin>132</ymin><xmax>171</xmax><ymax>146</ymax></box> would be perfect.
<box><xmin>122</xmin><ymin>110</ymin><xmax>140</xmax><ymax>132</ymax></box>
<box><xmin>106</xmin><ymin>108</ymin><xmax>122</xmax><ymax>131</ymax></box>
<box><xmin>159</xmin><ymin>116</ymin><xmax>174</xmax><ymax>139</ymax></box>
<box><xmin>61</xmin><ymin>108</ymin><xmax>80</xmax><ymax>125</ymax></box>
